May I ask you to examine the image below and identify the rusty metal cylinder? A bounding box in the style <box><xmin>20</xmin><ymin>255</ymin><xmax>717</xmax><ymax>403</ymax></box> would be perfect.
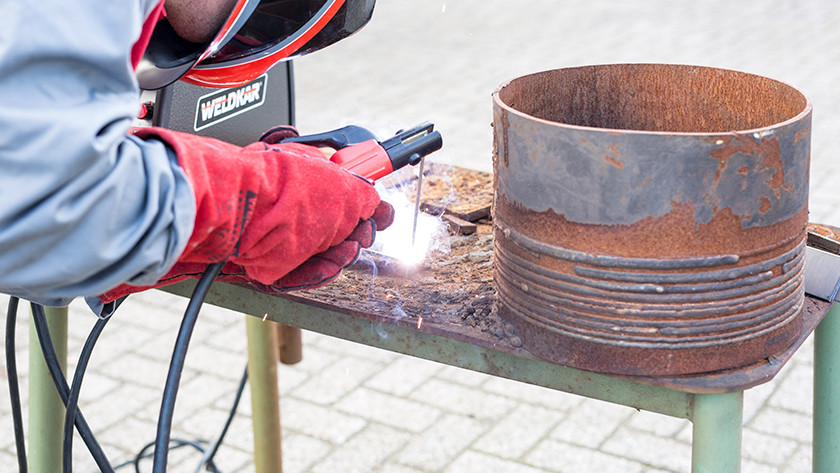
<box><xmin>492</xmin><ymin>64</ymin><xmax>812</xmax><ymax>376</ymax></box>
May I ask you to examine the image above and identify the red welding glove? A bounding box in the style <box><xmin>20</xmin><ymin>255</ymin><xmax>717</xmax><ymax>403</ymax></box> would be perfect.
<box><xmin>99</xmin><ymin>127</ymin><xmax>394</xmax><ymax>302</ymax></box>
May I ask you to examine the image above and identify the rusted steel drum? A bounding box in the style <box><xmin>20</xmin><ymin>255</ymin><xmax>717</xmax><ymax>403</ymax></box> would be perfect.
<box><xmin>492</xmin><ymin>64</ymin><xmax>812</xmax><ymax>376</ymax></box>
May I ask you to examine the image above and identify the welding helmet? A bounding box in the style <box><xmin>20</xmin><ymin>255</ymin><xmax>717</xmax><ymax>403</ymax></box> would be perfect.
<box><xmin>137</xmin><ymin>0</ymin><xmax>375</xmax><ymax>89</ymax></box>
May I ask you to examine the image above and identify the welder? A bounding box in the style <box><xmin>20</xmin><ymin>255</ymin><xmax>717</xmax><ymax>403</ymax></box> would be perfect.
<box><xmin>0</xmin><ymin>0</ymin><xmax>392</xmax><ymax>312</ymax></box>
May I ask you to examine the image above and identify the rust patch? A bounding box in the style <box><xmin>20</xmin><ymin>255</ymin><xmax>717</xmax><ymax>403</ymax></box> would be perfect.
<box><xmin>794</xmin><ymin>127</ymin><xmax>809</xmax><ymax>143</ymax></box>
<box><xmin>759</xmin><ymin>196</ymin><xmax>772</xmax><ymax>213</ymax></box>
<box><xmin>495</xmin><ymin>194</ymin><xmax>807</xmax><ymax>261</ymax></box>
<box><xmin>605</xmin><ymin>143</ymin><xmax>623</xmax><ymax>168</ymax></box>
<box><xmin>605</xmin><ymin>155</ymin><xmax>624</xmax><ymax>169</ymax></box>
<box><xmin>711</xmin><ymin>134</ymin><xmax>791</xmax><ymax>193</ymax></box>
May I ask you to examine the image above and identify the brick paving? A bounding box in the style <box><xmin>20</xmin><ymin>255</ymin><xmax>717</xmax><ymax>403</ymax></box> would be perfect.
<box><xmin>2</xmin><ymin>1</ymin><xmax>840</xmax><ymax>471</ymax></box>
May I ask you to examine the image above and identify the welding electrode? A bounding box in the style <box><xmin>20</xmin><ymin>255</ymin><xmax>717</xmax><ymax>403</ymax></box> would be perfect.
<box><xmin>279</xmin><ymin>123</ymin><xmax>443</xmax><ymax>182</ymax></box>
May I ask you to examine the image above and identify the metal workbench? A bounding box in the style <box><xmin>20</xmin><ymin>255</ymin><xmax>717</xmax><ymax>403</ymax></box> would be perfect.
<box><xmin>27</xmin><ymin>274</ymin><xmax>839</xmax><ymax>473</ymax></box>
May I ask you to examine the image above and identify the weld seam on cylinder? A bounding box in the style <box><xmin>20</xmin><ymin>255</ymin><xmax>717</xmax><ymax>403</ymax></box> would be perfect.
<box><xmin>497</xmin><ymin>289</ymin><xmax>802</xmax><ymax>348</ymax></box>
<box><xmin>495</xmin><ymin>245</ymin><xmax>802</xmax><ymax>306</ymax></box>
<box><xmin>736</xmin><ymin>230</ymin><xmax>807</xmax><ymax>258</ymax></box>
<box><xmin>498</xmin><ymin>222</ymin><xmax>740</xmax><ymax>269</ymax></box>
<box><xmin>496</xmin><ymin>257</ymin><xmax>803</xmax><ymax>324</ymax></box>
<box><xmin>494</xmin><ymin>250</ymin><xmax>803</xmax><ymax>326</ymax></box>
<box><xmin>495</xmin><ymin>241</ymin><xmax>803</xmax><ymax>305</ymax></box>
<box><xmin>497</xmin><ymin>287</ymin><xmax>802</xmax><ymax>348</ymax></box>
<box><xmin>575</xmin><ymin>249</ymin><xmax>803</xmax><ymax>294</ymax></box>
<box><xmin>573</xmin><ymin>240</ymin><xmax>804</xmax><ymax>284</ymax></box>
<box><xmin>497</xmin><ymin>266</ymin><xmax>802</xmax><ymax>336</ymax></box>
<box><xmin>502</xmin><ymin>290</ymin><xmax>802</xmax><ymax>346</ymax></box>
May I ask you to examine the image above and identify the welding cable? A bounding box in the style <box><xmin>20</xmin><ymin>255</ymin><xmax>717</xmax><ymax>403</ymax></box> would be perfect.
<box><xmin>152</xmin><ymin>261</ymin><xmax>225</xmax><ymax>473</ymax></box>
<box><xmin>130</xmin><ymin>439</ymin><xmax>219</xmax><ymax>473</ymax></box>
<box><xmin>5</xmin><ymin>296</ymin><xmax>27</xmax><ymax>473</ymax></box>
<box><xmin>62</xmin><ymin>313</ymin><xmax>111</xmax><ymax>473</ymax></box>
<box><xmin>193</xmin><ymin>366</ymin><xmax>249</xmax><ymax>473</ymax></box>
<box><xmin>30</xmin><ymin>303</ymin><xmax>116</xmax><ymax>473</ymax></box>
<box><xmin>122</xmin><ymin>365</ymin><xmax>247</xmax><ymax>473</ymax></box>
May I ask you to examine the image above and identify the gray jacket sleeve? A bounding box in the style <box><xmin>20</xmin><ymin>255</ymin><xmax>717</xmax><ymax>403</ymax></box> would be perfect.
<box><xmin>0</xmin><ymin>0</ymin><xmax>196</xmax><ymax>306</ymax></box>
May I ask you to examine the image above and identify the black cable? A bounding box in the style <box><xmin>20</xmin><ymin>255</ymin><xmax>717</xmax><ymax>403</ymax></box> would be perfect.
<box><xmin>6</xmin><ymin>296</ymin><xmax>27</xmax><ymax>473</ymax></box>
<box><xmin>111</xmin><ymin>364</ymin><xmax>247</xmax><ymax>473</ymax></box>
<box><xmin>194</xmin><ymin>366</ymin><xmax>249</xmax><ymax>473</ymax></box>
<box><xmin>133</xmin><ymin>439</ymin><xmax>218</xmax><ymax>473</ymax></box>
<box><xmin>63</xmin><ymin>314</ymin><xmax>110</xmax><ymax>473</ymax></box>
<box><xmin>24</xmin><ymin>264</ymin><xmax>231</xmax><ymax>473</ymax></box>
<box><xmin>152</xmin><ymin>261</ymin><xmax>225</xmax><ymax>473</ymax></box>
<box><xmin>30</xmin><ymin>303</ymin><xmax>116</xmax><ymax>473</ymax></box>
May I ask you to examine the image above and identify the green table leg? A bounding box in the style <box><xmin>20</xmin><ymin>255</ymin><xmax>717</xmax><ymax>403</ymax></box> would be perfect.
<box><xmin>691</xmin><ymin>391</ymin><xmax>743</xmax><ymax>473</ymax></box>
<box><xmin>28</xmin><ymin>306</ymin><xmax>68</xmax><ymax>473</ymax></box>
<box><xmin>814</xmin><ymin>303</ymin><xmax>840</xmax><ymax>473</ymax></box>
<box><xmin>246</xmin><ymin>316</ymin><xmax>283</xmax><ymax>473</ymax></box>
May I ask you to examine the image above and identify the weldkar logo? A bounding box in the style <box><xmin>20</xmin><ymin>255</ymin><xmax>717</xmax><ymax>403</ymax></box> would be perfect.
<box><xmin>194</xmin><ymin>75</ymin><xmax>267</xmax><ymax>131</ymax></box>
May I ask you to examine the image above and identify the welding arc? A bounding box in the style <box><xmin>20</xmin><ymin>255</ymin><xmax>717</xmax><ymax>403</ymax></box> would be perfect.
<box><xmin>5</xmin><ymin>297</ymin><xmax>27</xmax><ymax>473</ymax></box>
<box><xmin>30</xmin><ymin>303</ymin><xmax>116</xmax><ymax>473</ymax></box>
<box><xmin>152</xmin><ymin>260</ymin><xmax>225</xmax><ymax>473</ymax></box>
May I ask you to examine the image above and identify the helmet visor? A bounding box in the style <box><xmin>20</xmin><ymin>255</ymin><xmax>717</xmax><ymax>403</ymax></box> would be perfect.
<box><xmin>199</xmin><ymin>0</ymin><xmax>374</xmax><ymax>67</ymax></box>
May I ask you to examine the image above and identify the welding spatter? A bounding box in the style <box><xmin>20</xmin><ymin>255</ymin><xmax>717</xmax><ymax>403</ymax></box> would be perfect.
<box><xmin>279</xmin><ymin>122</ymin><xmax>443</xmax><ymax>183</ymax></box>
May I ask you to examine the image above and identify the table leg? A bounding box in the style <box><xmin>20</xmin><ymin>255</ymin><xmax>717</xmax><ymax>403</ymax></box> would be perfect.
<box><xmin>814</xmin><ymin>303</ymin><xmax>840</xmax><ymax>473</ymax></box>
<box><xmin>276</xmin><ymin>324</ymin><xmax>303</xmax><ymax>365</ymax></box>
<box><xmin>246</xmin><ymin>316</ymin><xmax>283</xmax><ymax>473</ymax></box>
<box><xmin>691</xmin><ymin>391</ymin><xmax>743</xmax><ymax>473</ymax></box>
<box><xmin>28</xmin><ymin>306</ymin><xmax>68</xmax><ymax>473</ymax></box>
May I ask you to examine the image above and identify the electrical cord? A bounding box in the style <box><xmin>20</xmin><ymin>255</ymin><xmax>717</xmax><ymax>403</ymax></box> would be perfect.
<box><xmin>30</xmin><ymin>302</ymin><xmax>116</xmax><ymax>473</ymax></box>
<box><xmin>152</xmin><ymin>260</ymin><xmax>225</xmax><ymax>473</ymax></box>
<box><xmin>5</xmin><ymin>296</ymin><xmax>27</xmax><ymax>473</ymax></box>
<box><xmin>118</xmin><ymin>365</ymin><xmax>248</xmax><ymax>473</ymax></box>
<box><xmin>194</xmin><ymin>366</ymin><xmax>249</xmax><ymax>473</ymax></box>
<box><xmin>8</xmin><ymin>260</ymin><xmax>242</xmax><ymax>473</ymax></box>
<box><xmin>63</xmin><ymin>313</ymin><xmax>111</xmax><ymax>473</ymax></box>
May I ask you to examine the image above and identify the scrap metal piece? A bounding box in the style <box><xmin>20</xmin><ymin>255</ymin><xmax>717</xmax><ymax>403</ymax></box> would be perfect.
<box><xmin>805</xmin><ymin>223</ymin><xmax>840</xmax><ymax>301</ymax></box>
<box><xmin>492</xmin><ymin>64</ymin><xmax>813</xmax><ymax>376</ymax></box>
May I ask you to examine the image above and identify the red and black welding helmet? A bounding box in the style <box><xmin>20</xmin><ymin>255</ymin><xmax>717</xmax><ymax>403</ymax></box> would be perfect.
<box><xmin>137</xmin><ymin>0</ymin><xmax>374</xmax><ymax>89</ymax></box>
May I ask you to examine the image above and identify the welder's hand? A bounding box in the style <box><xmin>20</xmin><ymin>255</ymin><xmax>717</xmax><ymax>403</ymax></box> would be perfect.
<box><xmin>259</xmin><ymin>124</ymin><xmax>299</xmax><ymax>143</ymax></box>
<box><xmin>98</xmin><ymin>127</ymin><xmax>394</xmax><ymax>303</ymax></box>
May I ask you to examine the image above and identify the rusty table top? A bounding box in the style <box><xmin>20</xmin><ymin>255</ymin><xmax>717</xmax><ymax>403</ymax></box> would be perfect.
<box><xmin>164</xmin><ymin>165</ymin><xmax>832</xmax><ymax>395</ymax></box>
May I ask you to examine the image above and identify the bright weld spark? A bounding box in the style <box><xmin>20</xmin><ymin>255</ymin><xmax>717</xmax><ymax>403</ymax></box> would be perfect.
<box><xmin>262</xmin><ymin>313</ymin><xmax>268</xmax><ymax>322</ymax></box>
<box><xmin>371</xmin><ymin>182</ymin><xmax>448</xmax><ymax>266</ymax></box>
<box><xmin>417</xmin><ymin>316</ymin><xmax>423</xmax><ymax>329</ymax></box>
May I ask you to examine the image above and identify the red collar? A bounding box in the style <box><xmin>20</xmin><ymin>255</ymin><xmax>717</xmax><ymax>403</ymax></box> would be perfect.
<box><xmin>131</xmin><ymin>1</ymin><xmax>166</xmax><ymax>70</ymax></box>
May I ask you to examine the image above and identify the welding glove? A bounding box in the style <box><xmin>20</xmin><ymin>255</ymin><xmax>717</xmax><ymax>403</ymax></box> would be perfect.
<box><xmin>99</xmin><ymin>127</ymin><xmax>394</xmax><ymax>303</ymax></box>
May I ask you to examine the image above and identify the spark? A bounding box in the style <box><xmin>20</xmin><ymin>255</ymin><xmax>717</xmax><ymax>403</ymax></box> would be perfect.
<box><xmin>371</xmin><ymin>182</ymin><xmax>449</xmax><ymax>267</ymax></box>
<box><xmin>417</xmin><ymin>316</ymin><xmax>423</xmax><ymax>329</ymax></box>
<box><xmin>262</xmin><ymin>313</ymin><xmax>268</xmax><ymax>322</ymax></box>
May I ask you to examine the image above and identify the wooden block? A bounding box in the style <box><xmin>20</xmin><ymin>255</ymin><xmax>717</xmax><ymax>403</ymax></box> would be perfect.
<box><xmin>399</xmin><ymin>163</ymin><xmax>493</xmax><ymax>222</ymax></box>
<box><xmin>442</xmin><ymin>213</ymin><xmax>477</xmax><ymax>235</ymax></box>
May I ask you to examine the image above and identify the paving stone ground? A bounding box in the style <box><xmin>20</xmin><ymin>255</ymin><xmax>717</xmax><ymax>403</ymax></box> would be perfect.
<box><xmin>2</xmin><ymin>1</ymin><xmax>840</xmax><ymax>472</ymax></box>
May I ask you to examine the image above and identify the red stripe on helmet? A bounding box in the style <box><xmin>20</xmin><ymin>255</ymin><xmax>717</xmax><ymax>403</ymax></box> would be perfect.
<box><xmin>183</xmin><ymin>0</ymin><xmax>346</xmax><ymax>88</ymax></box>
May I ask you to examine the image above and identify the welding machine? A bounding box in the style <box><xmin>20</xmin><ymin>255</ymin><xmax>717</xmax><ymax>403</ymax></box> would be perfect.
<box><xmin>139</xmin><ymin>61</ymin><xmax>294</xmax><ymax>144</ymax></box>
